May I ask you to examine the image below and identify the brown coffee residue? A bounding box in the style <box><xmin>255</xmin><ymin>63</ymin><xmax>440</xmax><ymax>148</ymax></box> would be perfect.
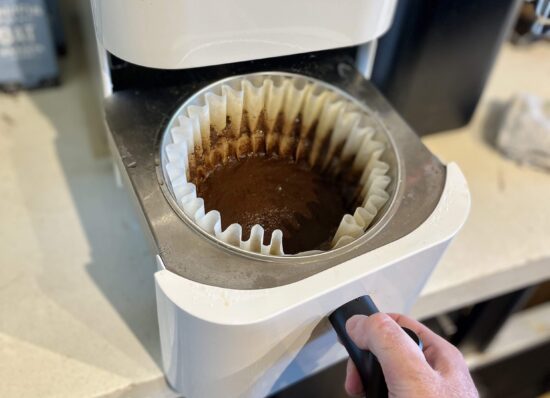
<box><xmin>196</xmin><ymin>154</ymin><xmax>356</xmax><ymax>254</ymax></box>
<box><xmin>188</xmin><ymin>108</ymin><xmax>363</xmax><ymax>254</ymax></box>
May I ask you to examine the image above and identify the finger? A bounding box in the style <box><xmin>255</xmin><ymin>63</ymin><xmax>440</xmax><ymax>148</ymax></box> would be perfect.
<box><xmin>344</xmin><ymin>358</ymin><xmax>364</xmax><ymax>397</ymax></box>
<box><xmin>387</xmin><ymin>313</ymin><xmax>465</xmax><ymax>375</ymax></box>
<box><xmin>346</xmin><ymin>313</ymin><xmax>432</xmax><ymax>384</ymax></box>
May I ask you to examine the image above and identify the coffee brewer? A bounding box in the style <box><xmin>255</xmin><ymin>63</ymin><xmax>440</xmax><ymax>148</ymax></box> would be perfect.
<box><xmin>89</xmin><ymin>1</ymin><xmax>473</xmax><ymax>396</ymax></box>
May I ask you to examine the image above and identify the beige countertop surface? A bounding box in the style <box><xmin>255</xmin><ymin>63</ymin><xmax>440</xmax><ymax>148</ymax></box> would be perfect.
<box><xmin>414</xmin><ymin>41</ymin><xmax>550</xmax><ymax>319</ymax></box>
<box><xmin>1</xmin><ymin>33</ymin><xmax>549</xmax><ymax>398</ymax></box>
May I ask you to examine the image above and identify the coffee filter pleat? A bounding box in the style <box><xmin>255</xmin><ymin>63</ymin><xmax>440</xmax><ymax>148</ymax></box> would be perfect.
<box><xmin>163</xmin><ymin>75</ymin><xmax>393</xmax><ymax>256</ymax></box>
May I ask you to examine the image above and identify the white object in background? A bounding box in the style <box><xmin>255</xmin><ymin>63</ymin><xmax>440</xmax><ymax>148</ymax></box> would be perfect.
<box><xmin>90</xmin><ymin>0</ymin><xmax>397</xmax><ymax>69</ymax></box>
<box><xmin>155</xmin><ymin>164</ymin><xmax>470</xmax><ymax>398</ymax></box>
<box><xmin>496</xmin><ymin>93</ymin><xmax>550</xmax><ymax>170</ymax></box>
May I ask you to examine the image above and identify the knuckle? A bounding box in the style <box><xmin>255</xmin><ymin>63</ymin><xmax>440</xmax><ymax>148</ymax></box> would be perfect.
<box><xmin>370</xmin><ymin>313</ymin><xmax>395</xmax><ymax>332</ymax></box>
<box><xmin>447</xmin><ymin>344</ymin><xmax>465</xmax><ymax>360</ymax></box>
<box><xmin>369</xmin><ymin>314</ymin><xmax>403</xmax><ymax>345</ymax></box>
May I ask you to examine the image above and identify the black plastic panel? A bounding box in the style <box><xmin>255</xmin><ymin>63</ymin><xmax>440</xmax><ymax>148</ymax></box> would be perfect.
<box><xmin>372</xmin><ymin>0</ymin><xmax>520</xmax><ymax>135</ymax></box>
<box><xmin>107</xmin><ymin>47</ymin><xmax>357</xmax><ymax>92</ymax></box>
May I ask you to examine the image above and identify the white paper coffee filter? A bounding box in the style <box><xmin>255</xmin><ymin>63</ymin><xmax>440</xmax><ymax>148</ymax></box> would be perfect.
<box><xmin>163</xmin><ymin>74</ymin><xmax>392</xmax><ymax>256</ymax></box>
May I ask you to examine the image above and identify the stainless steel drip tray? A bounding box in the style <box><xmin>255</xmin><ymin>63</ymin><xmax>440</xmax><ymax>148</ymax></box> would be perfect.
<box><xmin>104</xmin><ymin>55</ymin><xmax>445</xmax><ymax>290</ymax></box>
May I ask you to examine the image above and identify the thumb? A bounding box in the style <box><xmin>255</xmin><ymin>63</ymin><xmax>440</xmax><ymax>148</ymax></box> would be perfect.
<box><xmin>345</xmin><ymin>313</ymin><xmax>432</xmax><ymax>385</ymax></box>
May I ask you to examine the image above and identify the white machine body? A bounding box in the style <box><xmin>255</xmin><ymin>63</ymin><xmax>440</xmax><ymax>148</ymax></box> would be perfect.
<box><xmin>90</xmin><ymin>0</ymin><xmax>397</xmax><ymax>70</ymax></box>
<box><xmin>155</xmin><ymin>164</ymin><xmax>470</xmax><ymax>398</ymax></box>
<box><xmin>88</xmin><ymin>2</ymin><xmax>470</xmax><ymax>397</ymax></box>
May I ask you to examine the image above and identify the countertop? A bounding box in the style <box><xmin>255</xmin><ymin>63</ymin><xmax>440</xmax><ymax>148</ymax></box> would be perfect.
<box><xmin>1</xmin><ymin>33</ymin><xmax>549</xmax><ymax>398</ymax></box>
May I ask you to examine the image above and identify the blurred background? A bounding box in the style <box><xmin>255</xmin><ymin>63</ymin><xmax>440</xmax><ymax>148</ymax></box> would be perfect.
<box><xmin>0</xmin><ymin>0</ymin><xmax>549</xmax><ymax>397</ymax></box>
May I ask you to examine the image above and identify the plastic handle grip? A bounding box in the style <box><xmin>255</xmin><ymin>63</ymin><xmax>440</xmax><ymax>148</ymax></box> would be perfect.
<box><xmin>329</xmin><ymin>295</ymin><xmax>423</xmax><ymax>398</ymax></box>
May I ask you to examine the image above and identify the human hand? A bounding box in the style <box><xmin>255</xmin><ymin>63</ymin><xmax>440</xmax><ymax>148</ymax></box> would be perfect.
<box><xmin>344</xmin><ymin>313</ymin><xmax>478</xmax><ymax>398</ymax></box>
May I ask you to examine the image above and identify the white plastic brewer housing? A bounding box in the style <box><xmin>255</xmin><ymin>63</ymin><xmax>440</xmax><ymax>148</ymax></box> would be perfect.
<box><xmin>155</xmin><ymin>163</ymin><xmax>470</xmax><ymax>398</ymax></box>
<box><xmin>90</xmin><ymin>0</ymin><xmax>397</xmax><ymax>69</ymax></box>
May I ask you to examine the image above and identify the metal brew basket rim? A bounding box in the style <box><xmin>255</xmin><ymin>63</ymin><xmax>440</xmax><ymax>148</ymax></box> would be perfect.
<box><xmin>158</xmin><ymin>71</ymin><xmax>402</xmax><ymax>263</ymax></box>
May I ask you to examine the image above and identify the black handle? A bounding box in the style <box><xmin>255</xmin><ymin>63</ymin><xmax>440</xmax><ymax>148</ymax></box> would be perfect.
<box><xmin>329</xmin><ymin>296</ymin><xmax>423</xmax><ymax>398</ymax></box>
